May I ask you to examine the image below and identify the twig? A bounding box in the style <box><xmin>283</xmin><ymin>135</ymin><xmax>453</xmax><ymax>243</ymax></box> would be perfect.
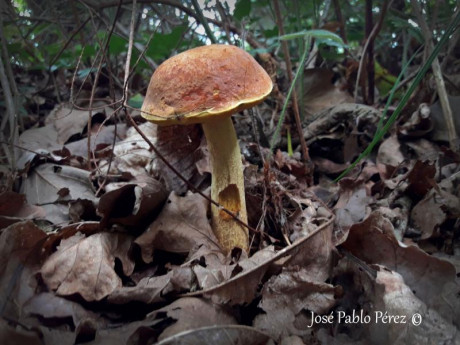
<box><xmin>411</xmin><ymin>0</ymin><xmax>458</xmax><ymax>151</ymax></box>
<box><xmin>190</xmin><ymin>0</ymin><xmax>217</xmax><ymax>43</ymax></box>
<box><xmin>365</xmin><ymin>0</ymin><xmax>374</xmax><ymax>104</ymax></box>
<box><xmin>82</xmin><ymin>0</ymin><xmax>265</xmax><ymax>49</ymax></box>
<box><xmin>272</xmin><ymin>0</ymin><xmax>310</xmax><ymax>164</ymax></box>
<box><xmin>353</xmin><ymin>0</ymin><xmax>390</xmax><ymax>102</ymax></box>
<box><xmin>0</xmin><ymin>18</ymin><xmax>18</xmax><ymax>172</ymax></box>
<box><xmin>332</xmin><ymin>0</ymin><xmax>347</xmax><ymax>43</ymax></box>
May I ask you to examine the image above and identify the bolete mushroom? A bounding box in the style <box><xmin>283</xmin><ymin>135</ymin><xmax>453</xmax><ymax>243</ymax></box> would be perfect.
<box><xmin>141</xmin><ymin>44</ymin><xmax>273</xmax><ymax>253</ymax></box>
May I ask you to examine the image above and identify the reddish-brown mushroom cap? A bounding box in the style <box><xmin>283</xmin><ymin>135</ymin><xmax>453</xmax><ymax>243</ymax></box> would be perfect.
<box><xmin>141</xmin><ymin>44</ymin><xmax>273</xmax><ymax>125</ymax></box>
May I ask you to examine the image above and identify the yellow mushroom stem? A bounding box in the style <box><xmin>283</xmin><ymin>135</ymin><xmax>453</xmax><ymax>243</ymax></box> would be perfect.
<box><xmin>201</xmin><ymin>116</ymin><xmax>249</xmax><ymax>253</ymax></box>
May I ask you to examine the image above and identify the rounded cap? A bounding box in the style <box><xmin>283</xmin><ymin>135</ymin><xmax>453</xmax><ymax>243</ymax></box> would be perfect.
<box><xmin>141</xmin><ymin>44</ymin><xmax>273</xmax><ymax>125</ymax></box>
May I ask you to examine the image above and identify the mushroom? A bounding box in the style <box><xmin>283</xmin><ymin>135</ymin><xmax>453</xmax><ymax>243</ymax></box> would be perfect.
<box><xmin>141</xmin><ymin>44</ymin><xmax>273</xmax><ymax>253</ymax></box>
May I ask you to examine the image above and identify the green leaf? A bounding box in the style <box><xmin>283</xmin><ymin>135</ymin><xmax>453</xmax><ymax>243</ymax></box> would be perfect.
<box><xmin>234</xmin><ymin>0</ymin><xmax>251</xmax><ymax>20</ymax></box>
<box><xmin>128</xmin><ymin>93</ymin><xmax>144</xmax><ymax>109</ymax></box>
<box><xmin>109</xmin><ymin>34</ymin><xmax>127</xmax><ymax>55</ymax></box>
<box><xmin>146</xmin><ymin>25</ymin><xmax>188</xmax><ymax>60</ymax></box>
<box><xmin>280</xmin><ymin>29</ymin><xmax>346</xmax><ymax>49</ymax></box>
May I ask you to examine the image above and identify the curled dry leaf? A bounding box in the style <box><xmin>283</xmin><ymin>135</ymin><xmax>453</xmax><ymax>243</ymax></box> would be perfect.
<box><xmin>98</xmin><ymin>175</ymin><xmax>168</xmax><ymax>229</ymax></box>
<box><xmin>411</xmin><ymin>170</ymin><xmax>460</xmax><ymax>239</ymax></box>
<box><xmin>41</xmin><ymin>232</ymin><xmax>134</xmax><ymax>301</ymax></box>
<box><xmin>135</xmin><ymin>190</ymin><xmax>218</xmax><ymax>261</ymax></box>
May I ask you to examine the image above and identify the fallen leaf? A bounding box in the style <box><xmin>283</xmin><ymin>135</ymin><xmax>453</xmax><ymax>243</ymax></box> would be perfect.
<box><xmin>23</xmin><ymin>292</ymin><xmax>103</xmax><ymax>330</ymax></box>
<box><xmin>0</xmin><ymin>318</ymin><xmax>43</xmax><ymax>345</ymax></box>
<box><xmin>20</xmin><ymin>163</ymin><xmax>96</xmax><ymax>224</ymax></box>
<box><xmin>45</xmin><ymin>103</ymin><xmax>108</xmax><ymax>144</ymax></box>
<box><xmin>341</xmin><ymin>211</ymin><xmax>460</xmax><ymax>327</ymax></box>
<box><xmin>98</xmin><ymin>175</ymin><xmax>168</xmax><ymax>229</ymax></box>
<box><xmin>0</xmin><ymin>191</ymin><xmax>45</xmax><ymax>228</ymax></box>
<box><xmin>334</xmin><ymin>180</ymin><xmax>371</xmax><ymax>238</ymax></box>
<box><xmin>254</xmin><ymin>268</ymin><xmax>338</xmax><ymax>341</ymax></box>
<box><xmin>376</xmin><ymin>135</ymin><xmax>405</xmax><ymax>179</ymax></box>
<box><xmin>301</xmin><ymin>69</ymin><xmax>353</xmax><ymax>118</ymax></box>
<box><xmin>110</xmin><ymin>122</ymin><xmax>156</xmax><ymax>176</ymax></box>
<box><xmin>135</xmin><ymin>190</ymin><xmax>217</xmax><ymax>261</ymax></box>
<box><xmin>153</xmin><ymin>124</ymin><xmax>203</xmax><ymax>194</ymax></box>
<box><xmin>148</xmin><ymin>297</ymin><xmax>237</xmax><ymax>341</ymax></box>
<box><xmin>0</xmin><ymin>221</ymin><xmax>46</xmax><ymax>321</ymax></box>
<box><xmin>155</xmin><ymin>325</ymin><xmax>271</xmax><ymax>345</ymax></box>
<box><xmin>65</xmin><ymin>124</ymin><xmax>126</xmax><ymax>159</ymax></box>
<box><xmin>411</xmin><ymin>192</ymin><xmax>446</xmax><ymax>239</ymax></box>
<box><xmin>41</xmin><ymin>232</ymin><xmax>134</xmax><ymax>301</ymax></box>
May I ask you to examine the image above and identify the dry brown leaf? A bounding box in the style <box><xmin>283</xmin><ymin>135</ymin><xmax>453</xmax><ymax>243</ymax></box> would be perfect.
<box><xmin>135</xmin><ymin>190</ymin><xmax>217</xmax><ymax>261</ymax></box>
<box><xmin>430</xmin><ymin>95</ymin><xmax>460</xmax><ymax>142</ymax></box>
<box><xmin>20</xmin><ymin>163</ymin><xmax>96</xmax><ymax>224</ymax></box>
<box><xmin>411</xmin><ymin>192</ymin><xmax>446</xmax><ymax>239</ymax></box>
<box><xmin>22</xmin><ymin>292</ymin><xmax>103</xmax><ymax>330</ymax></box>
<box><xmin>254</xmin><ymin>268</ymin><xmax>338</xmax><ymax>341</ymax></box>
<box><xmin>330</xmin><ymin>257</ymin><xmax>459</xmax><ymax>345</ymax></box>
<box><xmin>148</xmin><ymin>297</ymin><xmax>237</xmax><ymax>341</ymax></box>
<box><xmin>0</xmin><ymin>221</ymin><xmax>46</xmax><ymax>320</ymax></box>
<box><xmin>153</xmin><ymin>124</ymin><xmax>203</xmax><ymax>194</ymax></box>
<box><xmin>0</xmin><ymin>318</ymin><xmax>43</xmax><ymax>345</ymax></box>
<box><xmin>155</xmin><ymin>325</ymin><xmax>271</xmax><ymax>345</ymax></box>
<box><xmin>98</xmin><ymin>175</ymin><xmax>168</xmax><ymax>229</ymax></box>
<box><xmin>18</xmin><ymin>124</ymin><xmax>60</xmax><ymax>153</ymax></box>
<box><xmin>41</xmin><ymin>232</ymin><xmax>134</xmax><ymax>301</ymax></box>
<box><xmin>334</xmin><ymin>180</ymin><xmax>371</xmax><ymax>239</ymax></box>
<box><xmin>190</xmin><ymin>246</ymin><xmax>276</xmax><ymax>305</ymax></box>
<box><xmin>301</xmin><ymin>69</ymin><xmax>353</xmax><ymax>118</ymax></box>
<box><xmin>341</xmin><ymin>211</ymin><xmax>460</xmax><ymax>327</ymax></box>
<box><xmin>0</xmin><ymin>191</ymin><xmax>45</xmax><ymax>228</ymax></box>
<box><xmin>376</xmin><ymin>135</ymin><xmax>405</xmax><ymax>180</ymax></box>
<box><xmin>65</xmin><ymin>124</ymin><xmax>125</xmax><ymax>159</ymax></box>
<box><xmin>108</xmin><ymin>272</ymin><xmax>172</xmax><ymax>304</ymax></box>
<box><xmin>45</xmin><ymin>103</ymin><xmax>108</xmax><ymax>144</ymax></box>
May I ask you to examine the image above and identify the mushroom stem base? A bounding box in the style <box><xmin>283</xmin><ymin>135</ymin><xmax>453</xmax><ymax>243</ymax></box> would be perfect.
<box><xmin>202</xmin><ymin>117</ymin><xmax>249</xmax><ymax>253</ymax></box>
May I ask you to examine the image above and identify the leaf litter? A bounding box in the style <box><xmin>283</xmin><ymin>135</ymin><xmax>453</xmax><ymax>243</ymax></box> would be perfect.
<box><xmin>2</xmin><ymin>65</ymin><xmax>460</xmax><ymax>345</ymax></box>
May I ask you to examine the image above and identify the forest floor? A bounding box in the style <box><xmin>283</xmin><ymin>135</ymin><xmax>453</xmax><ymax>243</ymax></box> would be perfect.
<box><xmin>1</xmin><ymin>44</ymin><xmax>460</xmax><ymax>345</ymax></box>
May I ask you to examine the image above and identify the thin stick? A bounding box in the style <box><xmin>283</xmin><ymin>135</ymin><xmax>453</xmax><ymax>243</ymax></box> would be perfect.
<box><xmin>272</xmin><ymin>0</ymin><xmax>310</xmax><ymax>164</ymax></box>
<box><xmin>411</xmin><ymin>0</ymin><xmax>458</xmax><ymax>152</ymax></box>
<box><xmin>354</xmin><ymin>0</ymin><xmax>390</xmax><ymax>102</ymax></box>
